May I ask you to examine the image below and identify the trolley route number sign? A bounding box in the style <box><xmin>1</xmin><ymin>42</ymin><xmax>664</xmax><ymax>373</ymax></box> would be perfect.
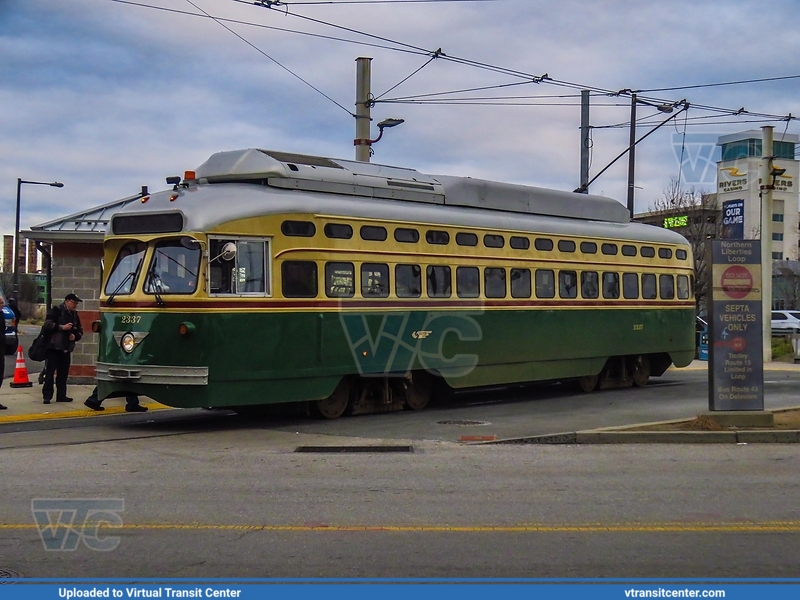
<box><xmin>708</xmin><ymin>240</ymin><xmax>763</xmax><ymax>411</ymax></box>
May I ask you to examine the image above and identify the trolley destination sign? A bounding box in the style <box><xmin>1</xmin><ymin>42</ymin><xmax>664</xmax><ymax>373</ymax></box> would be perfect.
<box><xmin>708</xmin><ymin>240</ymin><xmax>763</xmax><ymax>411</ymax></box>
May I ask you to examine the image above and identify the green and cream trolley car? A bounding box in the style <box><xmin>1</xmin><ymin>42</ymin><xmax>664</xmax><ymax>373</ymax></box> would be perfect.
<box><xmin>96</xmin><ymin>149</ymin><xmax>695</xmax><ymax>418</ymax></box>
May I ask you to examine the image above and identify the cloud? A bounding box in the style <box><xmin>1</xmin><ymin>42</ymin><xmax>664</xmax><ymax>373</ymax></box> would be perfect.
<box><xmin>1</xmin><ymin>0</ymin><xmax>798</xmax><ymax>235</ymax></box>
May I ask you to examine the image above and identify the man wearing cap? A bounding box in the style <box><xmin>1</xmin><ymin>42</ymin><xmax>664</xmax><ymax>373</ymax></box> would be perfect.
<box><xmin>42</xmin><ymin>293</ymin><xmax>84</xmax><ymax>404</ymax></box>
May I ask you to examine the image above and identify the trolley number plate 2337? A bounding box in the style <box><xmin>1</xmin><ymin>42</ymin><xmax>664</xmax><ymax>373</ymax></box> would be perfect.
<box><xmin>121</xmin><ymin>315</ymin><xmax>142</xmax><ymax>324</ymax></box>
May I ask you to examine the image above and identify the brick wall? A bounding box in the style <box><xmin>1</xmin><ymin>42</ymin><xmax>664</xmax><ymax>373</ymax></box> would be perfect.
<box><xmin>50</xmin><ymin>241</ymin><xmax>103</xmax><ymax>383</ymax></box>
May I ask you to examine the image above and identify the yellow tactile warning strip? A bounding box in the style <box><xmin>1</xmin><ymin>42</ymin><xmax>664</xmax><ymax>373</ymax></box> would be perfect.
<box><xmin>3</xmin><ymin>521</ymin><xmax>800</xmax><ymax>532</ymax></box>
<box><xmin>0</xmin><ymin>403</ymin><xmax>171</xmax><ymax>424</ymax></box>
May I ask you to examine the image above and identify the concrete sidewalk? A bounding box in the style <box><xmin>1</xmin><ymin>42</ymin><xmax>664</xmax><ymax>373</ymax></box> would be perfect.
<box><xmin>0</xmin><ymin>381</ymin><xmax>170</xmax><ymax>424</ymax></box>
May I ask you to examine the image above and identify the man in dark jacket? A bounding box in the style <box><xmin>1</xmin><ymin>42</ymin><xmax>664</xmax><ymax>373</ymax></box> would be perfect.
<box><xmin>42</xmin><ymin>293</ymin><xmax>83</xmax><ymax>404</ymax></box>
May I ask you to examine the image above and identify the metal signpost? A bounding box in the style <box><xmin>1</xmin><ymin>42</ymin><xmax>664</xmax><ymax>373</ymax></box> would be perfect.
<box><xmin>708</xmin><ymin>240</ymin><xmax>764</xmax><ymax>411</ymax></box>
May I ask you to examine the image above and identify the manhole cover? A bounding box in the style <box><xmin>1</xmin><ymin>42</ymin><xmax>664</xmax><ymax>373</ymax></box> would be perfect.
<box><xmin>295</xmin><ymin>445</ymin><xmax>414</xmax><ymax>453</ymax></box>
<box><xmin>0</xmin><ymin>568</ymin><xmax>24</xmax><ymax>582</ymax></box>
<box><xmin>436</xmin><ymin>420</ymin><xmax>490</xmax><ymax>426</ymax></box>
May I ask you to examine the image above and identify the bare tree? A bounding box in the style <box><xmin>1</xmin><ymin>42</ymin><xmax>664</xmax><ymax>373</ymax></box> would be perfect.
<box><xmin>651</xmin><ymin>177</ymin><xmax>720</xmax><ymax>313</ymax></box>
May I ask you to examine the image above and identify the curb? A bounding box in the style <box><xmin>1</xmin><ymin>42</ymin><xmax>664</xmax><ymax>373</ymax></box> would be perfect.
<box><xmin>488</xmin><ymin>429</ymin><xmax>800</xmax><ymax>444</ymax></box>
<box><xmin>0</xmin><ymin>402</ymin><xmax>171</xmax><ymax>425</ymax></box>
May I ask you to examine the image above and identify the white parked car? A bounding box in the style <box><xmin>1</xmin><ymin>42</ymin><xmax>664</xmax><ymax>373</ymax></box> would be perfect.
<box><xmin>771</xmin><ymin>310</ymin><xmax>800</xmax><ymax>335</ymax></box>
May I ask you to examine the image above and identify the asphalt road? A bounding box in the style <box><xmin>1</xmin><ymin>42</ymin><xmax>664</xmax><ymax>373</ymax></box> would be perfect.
<box><xmin>2</xmin><ymin>364</ymin><xmax>800</xmax><ymax>578</ymax></box>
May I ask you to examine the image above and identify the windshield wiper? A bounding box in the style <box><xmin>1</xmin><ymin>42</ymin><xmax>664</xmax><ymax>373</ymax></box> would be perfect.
<box><xmin>146</xmin><ymin>271</ymin><xmax>166</xmax><ymax>307</ymax></box>
<box><xmin>107</xmin><ymin>270</ymin><xmax>137</xmax><ymax>306</ymax></box>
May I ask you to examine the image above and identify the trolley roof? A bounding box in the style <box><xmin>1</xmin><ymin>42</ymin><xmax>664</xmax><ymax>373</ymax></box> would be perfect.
<box><xmin>193</xmin><ymin>149</ymin><xmax>631</xmax><ymax>224</ymax></box>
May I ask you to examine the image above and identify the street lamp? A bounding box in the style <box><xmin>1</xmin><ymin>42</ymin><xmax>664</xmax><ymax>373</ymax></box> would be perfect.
<box><xmin>14</xmin><ymin>178</ymin><xmax>64</xmax><ymax>296</ymax></box>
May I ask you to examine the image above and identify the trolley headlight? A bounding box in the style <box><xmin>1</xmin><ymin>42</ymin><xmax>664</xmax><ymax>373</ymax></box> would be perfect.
<box><xmin>121</xmin><ymin>332</ymin><xmax>136</xmax><ymax>354</ymax></box>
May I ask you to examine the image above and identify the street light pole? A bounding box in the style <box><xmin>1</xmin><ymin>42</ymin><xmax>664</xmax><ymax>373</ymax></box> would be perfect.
<box><xmin>13</xmin><ymin>178</ymin><xmax>63</xmax><ymax>297</ymax></box>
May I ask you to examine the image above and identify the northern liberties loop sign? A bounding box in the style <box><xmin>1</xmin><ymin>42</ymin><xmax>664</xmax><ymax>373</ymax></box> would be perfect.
<box><xmin>708</xmin><ymin>240</ymin><xmax>764</xmax><ymax>410</ymax></box>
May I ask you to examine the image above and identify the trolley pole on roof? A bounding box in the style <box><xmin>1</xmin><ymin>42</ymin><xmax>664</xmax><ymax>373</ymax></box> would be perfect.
<box><xmin>354</xmin><ymin>57</ymin><xmax>373</xmax><ymax>162</ymax></box>
<box><xmin>579</xmin><ymin>90</ymin><xmax>590</xmax><ymax>193</ymax></box>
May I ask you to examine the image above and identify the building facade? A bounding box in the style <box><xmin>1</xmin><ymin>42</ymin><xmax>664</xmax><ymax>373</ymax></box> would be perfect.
<box><xmin>716</xmin><ymin>130</ymin><xmax>799</xmax><ymax>259</ymax></box>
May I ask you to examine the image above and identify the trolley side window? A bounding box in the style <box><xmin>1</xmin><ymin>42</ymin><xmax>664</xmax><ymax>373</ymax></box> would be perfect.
<box><xmin>485</xmin><ymin>267</ymin><xmax>506</xmax><ymax>298</ymax></box>
<box><xmin>324</xmin><ymin>223</ymin><xmax>353</xmax><ymax>239</ymax></box>
<box><xmin>484</xmin><ymin>234</ymin><xmax>504</xmax><ymax>249</ymax></box>
<box><xmin>281</xmin><ymin>220</ymin><xmax>316</xmax><ymax>237</ymax></box>
<box><xmin>456</xmin><ymin>232</ymin><xmax>478</xmax><ymax>247</ymax></box>
<box><xmin>104</xmin><ymin>242</ymin><xmax>147</xmax><ymax>296</ymax></box>
<box><xmin>676</xmin><ymin>249</ymin><xmax>688</xmax><ymax>260</ymax></box>
<box><xmin>559</xmin><ymin>270</ymin><xmax>578</xmax><ymax>299</ymax></box>
<box><xmin>456</xmin><ymin>266</ymin><xmax>480</xmax><ymax>298</ymax></box>
<box><xmin>601</xmin><ymin>243</ymin><xmax>618</xmax><ymax>256</ymax></box>
<box><xmin>145</xmin><ymin>239</ymin><xmax>202</xmax><ymax>295</ymax></box>
<box><xmin>361</xmin><ymin>263</ymin><xmax>389</xmax><ymax>298</ymax></box>
<box><xmin>581</xmin><ymin>271</ymin><xmax>599</xmax><ymax>299</ymax></box>
<box><xmin>395</xmin><ymin>264</ymin><xmax>421</xmax><ymax>298</ymax></box>
<box><xmin>580</xmin><ymin>241</ymin><xmax>597</xmax><ymax>254</ymax></box>
<box><xmin>622</xmin><ymin>273</ymin><xmax>639</xmax><ymax>299</ymax></box>
<box><xmin>426</xmin><ymin>230</ymin><xmax>450</xmax><ymax>245</ymax></box>
<box><xmin>361</xmin><ymin>226</ymin><xmax>387</xmax><ymax>242</ymax></box>
<box><xmin>602</xmin><ymin>272</ymin><xmax>620</xmax><ymax>299</ymax></box>
<box><xmin>282</xmin><ymin>261</ymin><xmax>318</xmax><ymax>298</ymax></box>
<box><xmin>511</xmin><ymin>268</ymin><xmax>531</xmax><ymax>298</ymax></box>
<box><xmin>558</xmin><ymin>240</ymin><xmax>576</xmax><ymax>253</ymax></box>
<box><xmin>642</xmin><ymin>273</ymin><xmax>657</xmax><ymax>299</ymax></box>
<box><xmin>394</xmin><ymin>228</ymin><xmax>419</xmax><ymax>243</ymax></box>
<box><xmin>325</xmin><ymin>262</ymin><xmax>355</xmax><ymax>298</ymax></box>
<box><xmin>641</xmin><ymin>246</ymin><xmax>656</xmax><ymax>258</ymax></box>
<box><xmin>535</xmin><ymin>269</ymin><xmax>555</xmax><ymax>299</ymax></box>
<box><xmin>659</xmin><ymin>274</ymin><xmax>675</xmax><ymax>299</ymax></box>
<box><xmin>622</xmin><ymin>245</ymin><xmax>637</xmax><ymax>257</ymax></box>
<box><xmin>510</xmin><ymin>236</ymin><xmax>530</xmax><ymax>250</ymax></box>
<box><xmin>426</xmin><ymin>265</ymin><xmax>452</xmax><ymax>298</ymax></box>
<box><xmin>534</xmin><ymin>238</ymin><xmax>554</xmax><ymax>252</ymax></box>
<box><xmin>677</xmin><ymin>274</ymin><xmax>690</xmax><ymax>299</ymax></box>
<box><xmin>209</xmin><ymin>239</ymin><xmax>270</xmax><ymax>296</ymax></box>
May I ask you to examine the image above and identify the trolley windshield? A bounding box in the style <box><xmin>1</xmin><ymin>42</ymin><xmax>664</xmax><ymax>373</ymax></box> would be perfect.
<box><xmin>104</xmin><ymin>242</ymin><xmax>147</xmax><ymax>297</ymax></box>
<box><xmin>144</xmin><ymin>240</ymin><xmax>201</xmax><ymax>295</ymax></box>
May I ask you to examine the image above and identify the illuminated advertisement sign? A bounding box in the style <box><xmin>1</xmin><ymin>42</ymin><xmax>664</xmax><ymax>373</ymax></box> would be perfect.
<box><xmin>663</xmin><ymin>215</ymin><xmax>688</xmax><ymax>228</ymax></box>
<box><xmin>721</xmin><ymin>199</ymin><xmax>744</xmax><ymax>239</ymax></box>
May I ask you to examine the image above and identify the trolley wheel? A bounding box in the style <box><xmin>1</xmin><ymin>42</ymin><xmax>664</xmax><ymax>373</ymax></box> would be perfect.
<box><xmin>577</xmin><ymin>374</ymin><xmax>599</xmax><ymax>393</ymax></box>
<box><xmin>312</xmin><ymin>378</ymin><xmax>351</xmax><ymax>419</ymax></box>
<box><xmin>631</xmin><ymin>356</ymin><xmax>651</xmax><ymax>388</ymax></box>
<box><xmin>404</xmin><ymin>371</ymin><xmax>432</xmax><ymax>411</ymax></box>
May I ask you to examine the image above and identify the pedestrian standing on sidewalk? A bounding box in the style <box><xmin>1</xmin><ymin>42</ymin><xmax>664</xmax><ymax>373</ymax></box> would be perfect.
<box><xmin>0</xmin><ymin>296</ymin><xmax>7</xmax><ymax>410</ymax></box>
<box><xmin>84</xmin><ymin>386</ymin><xmax>147</xmax><ymax>413</ymax></box>
<box><xmin>42</xmin><ymin>293</ymin><xmax>83</xmax><ymax>404</ymax></box>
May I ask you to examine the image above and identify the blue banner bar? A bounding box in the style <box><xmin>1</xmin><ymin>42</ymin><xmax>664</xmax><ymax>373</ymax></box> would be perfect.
<box><xmin>2</xmin><ymin>581</ymin><xmax>800</xmax><ymax>600</ymax></box>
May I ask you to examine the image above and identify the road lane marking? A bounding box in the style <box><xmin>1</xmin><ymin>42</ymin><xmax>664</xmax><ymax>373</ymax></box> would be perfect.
<box><xmin>4</xmin><ymin>521</ymin><xmax>800</xmax><ymax>532</ymax></box>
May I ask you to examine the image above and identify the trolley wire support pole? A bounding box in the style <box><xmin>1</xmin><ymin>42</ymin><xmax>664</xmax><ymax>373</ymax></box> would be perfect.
<box><xmin>573</xmin><ymin>101</ymin><xmax>689</xmax><ymax>197</ymax></box>
<box><xmin>579</xmin><ymin>90</ymin><xmax>590</xmax><ymax>194</ymax></box>
<box><xmin>626</xmin><ymin>93</ymin><xmax>637</xmax><ymax>217</ymax></box>
<box><xmin>760</xmin><ymin>125</ymin><xmax>775</xmax><ymax>363</ymax></box>
<box><xmin>354</xmin><ymin>57</ymin><xmax>373</xmax><ymax>162</ymax></box>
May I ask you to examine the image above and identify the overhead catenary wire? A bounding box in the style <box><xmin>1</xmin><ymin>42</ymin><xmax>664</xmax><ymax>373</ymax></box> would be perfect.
<box><xmin>183</xmin><ymin>0</ymin><xmax>354</xmax><ymax>115</ymax></box>
<box><xmin>108</xmin><ymin>0</ymin><xmax>798</xmax><ymax>131</ymax></box>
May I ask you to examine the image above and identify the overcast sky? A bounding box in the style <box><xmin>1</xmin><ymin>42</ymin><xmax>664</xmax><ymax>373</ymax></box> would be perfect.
<box><xmin>2</xmin><ymin>0</ymin><xmax>799</xmax><ymax>240</ymax></box>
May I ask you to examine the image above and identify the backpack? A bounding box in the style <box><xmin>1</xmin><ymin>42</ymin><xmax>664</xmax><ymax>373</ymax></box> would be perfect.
<box><xmin>28</xmin><ymin>326</ymin><xmax>48</xmax><ymax>362</ymax></box>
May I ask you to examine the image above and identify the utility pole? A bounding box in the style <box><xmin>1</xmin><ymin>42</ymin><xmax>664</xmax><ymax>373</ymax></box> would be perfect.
<box><xmin>760</xmin><ymin>125</ymin><xmax>774</xmax><ymax>362</ymax></box>
<box><xmin>579</xmin><ymin>90</ymin><xmax>590</xmax><ymax>193</ymax></box>
<box><xmin>354</xmin><ymin>57</ymin><xmax>372</xmax><ymax>162</ymax></box>
<box><xmin>626</xmin><ymin>93</ymin><xmax>637</xmax><ymax>218</ymax></box>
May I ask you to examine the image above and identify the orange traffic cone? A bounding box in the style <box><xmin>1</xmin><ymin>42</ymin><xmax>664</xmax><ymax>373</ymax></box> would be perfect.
<box><xmin>10</xmin><ymin>346</ymin><xmax>33</xmax><ymax>388</ymax></box>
